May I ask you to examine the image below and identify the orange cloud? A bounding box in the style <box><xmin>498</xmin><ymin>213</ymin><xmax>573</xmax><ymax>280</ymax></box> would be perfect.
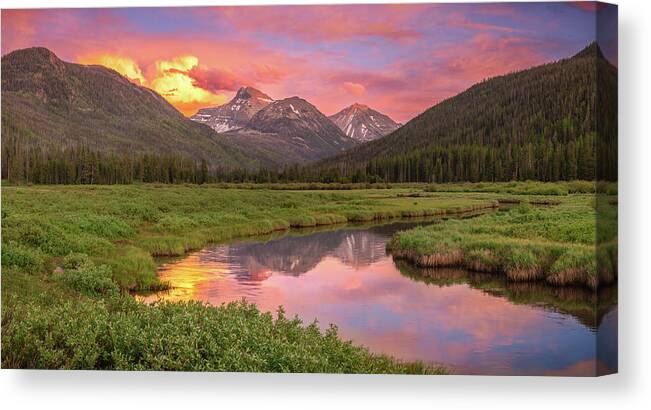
<box><xmin>150</xmin><ymin>56</ymin><xmax>227</xmax><ymax>116</ymax></box>
<box><xmin>343</xmin><ymin>81</ymin><xmax>366</xmax><ymax>96</ymax></box>
<box><xmin>76</xmin><ymin>53</ymin><xmax>227</xmax><ymax>116</ymax></box>
<box><xmin>78</xmin><ymin>54</ymin><xmax>146</xmax><ymax>85</ymax></box>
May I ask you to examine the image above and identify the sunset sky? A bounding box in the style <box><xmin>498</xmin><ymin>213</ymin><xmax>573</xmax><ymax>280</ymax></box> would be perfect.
<box><xmin>1</xmin><ymin>2</ymin><xmax>617</xmax><ymax>122</ymax></box>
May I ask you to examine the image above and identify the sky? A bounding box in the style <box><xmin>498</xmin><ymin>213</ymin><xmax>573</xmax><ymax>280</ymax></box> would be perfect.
<box><xmin>1</xmin><ymin>2</ymin><xmax>617</xmax><ymax>122</ymax></box>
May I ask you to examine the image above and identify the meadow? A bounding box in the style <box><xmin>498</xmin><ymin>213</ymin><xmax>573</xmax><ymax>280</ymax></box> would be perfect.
<box><xmin>2</xmin><ymin>183</ymin><xmax>505</xmax><ymax>371</ymax></box>
<box><xmin>387</xmin><ymin>192</ymin><xmax>617</xmax><ymax>289</ymax></box>
<box><xmin>1</xmin><ymin>182</ymin><xmax>614</xmax><ymax>370</ymax></box>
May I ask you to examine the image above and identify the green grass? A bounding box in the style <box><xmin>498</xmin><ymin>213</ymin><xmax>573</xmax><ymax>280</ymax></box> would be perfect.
<box><xmin>423</xmin><ymin>180</ymin><xmax>617</xmax><ymax>196</ymax></box>
<box><xmin>2</xmin><ymin>184</ymin><xmax>499</xmax><ymax>291</ymax></box>
<box><xmin>388</xmin><ymin>193</ymin><xmax>617</xmax><ymax>289</ymax></box>
<box><xmin>4</xmin><ymin>183</ymin><xmax>502</xmax><ymax>372</ymax></box>
<box><xmin>1</xmin><ymin>182</ymin><xmax>614</xmax><ymax>371</ymax></box>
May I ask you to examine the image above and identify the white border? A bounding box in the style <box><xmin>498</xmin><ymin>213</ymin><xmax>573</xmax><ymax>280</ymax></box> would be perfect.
<box><xmin>2</xmin><ymin>1</ymin><xmax>650</xmax><ymax>409</ymax></box>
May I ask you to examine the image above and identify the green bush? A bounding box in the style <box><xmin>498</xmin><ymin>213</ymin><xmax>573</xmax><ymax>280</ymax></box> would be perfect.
<box><xmin>56</xmin><ymin>261</ymin><xmax>119</xmax><ymax>297</ymax></box>
<box><xmin>1</xmin><ymin>242</ymin><xmax>44</xmax><ymax>273</ymax></box>
<box><xmin>1</xmin><ymin>298</ymin><xmax>443</xmax><ymax>374</ymax></box>
<box><xmin>63</xmin><ymin>253</ymin><xmax>91</xmax><ymax>270</ymax></box>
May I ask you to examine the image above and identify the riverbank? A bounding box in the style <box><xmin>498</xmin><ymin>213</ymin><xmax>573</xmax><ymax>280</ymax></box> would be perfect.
<box><xmin>387</xmin><ymin>195</ymin><xmax>617</xmax><ymax>290</ymax></box>
<box><xmin>1</xmin><ymin>183</ymin><xmax>612</xmax><ymax>370</ymax></box>
<box><xmin>3</xmin><ymin>183</ymin><xmax>505</xmax><ymax>372</ymax></box>
<box><xmin>2</xmin><ymin>184</ymin><xmax>500</xmax><ymax>290</ymax></box>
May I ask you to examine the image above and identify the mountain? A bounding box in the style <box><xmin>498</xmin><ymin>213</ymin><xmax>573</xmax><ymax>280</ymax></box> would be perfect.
<box><xmin>328</xmin><ymin>103</ymin><xmax>401</xmax><ymax>142</ymax></box>
<box><xmin>235</xmin><ymin>96</ymin><xmax>357</xmax><ymax>162</ymax></box>
<box><xmin>191</xmin><ymin>86</ymin><xmax>273</xmax><ymax>132</ymax></box>
<box><xmin>1</xmin><ymin>47</ymin><xmax>267</xmax><ymax>169</ymax></box>
<box><xmin>192</xmin><ymin>90</ymin><xmax>360</xmax><ymax>164</ymax></box>
<box><xmin>318</xmin><ymin>42</ymin><xmax>617</xmax><ymax>182</ymax></box>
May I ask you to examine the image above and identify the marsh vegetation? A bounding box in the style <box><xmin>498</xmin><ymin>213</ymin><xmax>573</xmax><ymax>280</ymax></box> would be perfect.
<box><xmin>1</xmin><ymin>182</ymin><xmax>616</xmax><ymax>372</ymax></box>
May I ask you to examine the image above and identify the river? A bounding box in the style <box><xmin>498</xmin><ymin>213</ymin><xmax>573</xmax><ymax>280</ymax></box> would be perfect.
<box><xmin>139</xmin><ymin>217</ymin><xmax>618</xmax><ymax>375</ymax></box>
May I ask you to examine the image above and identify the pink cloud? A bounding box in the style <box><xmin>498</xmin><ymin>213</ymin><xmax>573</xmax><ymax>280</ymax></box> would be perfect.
<box><xmin>1</xmin><ymin>6</ymin><xmax>577</xmax><ymax>123</ymax></box>
<box><xmin>342</xmin><ymin>82</ymin><xmax>366</xmax><ymax>96</ymax></box>
<box><xmin>447</xmin><ymin>13</ymin><xmax>519</xmax><ymax>33</ymax></box>
<box><xmin>210</xmin><ymin>5</ymin><xmax>426</xmax><ymax>43</ymax></box>
<box><xmin>177</xmin><ymin>66</ymin><xmax>247</xmax><ymax>93</ymax></box>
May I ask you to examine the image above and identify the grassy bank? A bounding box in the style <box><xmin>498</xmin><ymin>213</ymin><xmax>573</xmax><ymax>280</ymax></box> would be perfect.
<box><xmin>4</xmin><ymin>183</ymin><xmax>508</xmax><ymax>372</ymax></box>
<box><xmin>387</xmin><ymin>194</ymin><xmax>617</xmax><ymax>290</ymax></box>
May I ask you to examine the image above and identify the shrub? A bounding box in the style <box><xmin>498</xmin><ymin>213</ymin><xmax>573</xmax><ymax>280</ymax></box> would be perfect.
<box><xmin>1</xmin><ymin>242</ymin><xmax>44</xmax><ymax>273</ymax></box>
<box><xmin>1</xmin><ymin>298</ymin><xmax>444</xmax><ymax>373</ymax></box>
<box><xmin>57</xmin><ymin>261</ymin><xmax>119</xmax><ymax>297</ymax></box>
<box><xmin>63</xmin><ymin>253</ymin><xmax>91</xmax><ymax>270</ymax></box>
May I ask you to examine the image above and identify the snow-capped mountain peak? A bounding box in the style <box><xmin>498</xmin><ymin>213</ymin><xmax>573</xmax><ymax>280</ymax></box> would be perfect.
<box><xmin>328</xmin><ymin>103</ymin><xmax>401</xmax><ymax>142</ymax></box>
<box><xmin>190</xmin><ymin>86</ymin><xmax>273</xmax><ymax>133</ymax></box>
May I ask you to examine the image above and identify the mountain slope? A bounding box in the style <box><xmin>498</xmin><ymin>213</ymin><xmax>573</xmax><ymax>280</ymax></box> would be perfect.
<box><xmin>328</xmin><ymin>103</ymin><xmax>400</xmax><ymax>142</ymax></box>
<box><xmin>242</xmin><ymin>97</ymin><xmax>358</xmax><ymax>162</ymax></box>
<box><xmin>191</xmin><ymin>86</ymin><xmax>273</xmax><ymax>132</ymax></box>
<box><xmin>319</xmin><ymin>42</ymin><xmax>617</xmax><ymax>182</ymax></box>
<box><xmin>1</xmin><ymin>47</ymin><xmax>267</xmax><ymax>168</ymax></box>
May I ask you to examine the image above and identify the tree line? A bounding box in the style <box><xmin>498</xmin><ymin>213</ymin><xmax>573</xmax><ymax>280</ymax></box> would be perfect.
<box><xmin>2</xmin><ymin>134</ymin><xmax>209</xmax><ymax>185</ymax></box>
<box><xmin>2</xmin><ymin>131</ymin><xmax>606</xmax><ymax>185</ymax></box>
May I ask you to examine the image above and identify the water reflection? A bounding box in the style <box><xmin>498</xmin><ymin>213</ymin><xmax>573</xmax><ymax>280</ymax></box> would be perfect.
<box><xmin>141</xmin><ymin>219</ymin><xmax>618</xmax><ymax>376</ymax></box>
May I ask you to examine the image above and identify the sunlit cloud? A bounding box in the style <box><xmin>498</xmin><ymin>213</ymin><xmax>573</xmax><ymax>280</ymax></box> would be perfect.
<box><xmin>149</xmin><ymin>56</ymin><xmax>228</xmax><ymax>116</ymax></box>
<box><xmin>79</xmin><ymin>54</ymin><xmax>146</xmax><ymax>85</ymax></box>
<box><xmin>1</xmin><ymin>4</ymin><xmax>616</xmax><ymax>122</ymax></box>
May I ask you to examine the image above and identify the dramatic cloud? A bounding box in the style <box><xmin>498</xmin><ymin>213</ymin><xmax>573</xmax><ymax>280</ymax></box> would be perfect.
<box><xmin>149</xmin><ymin>56</ymin><xmax>227</xmax><ymax>115</ymax></box>
<box><xmin>79</xmin><ymin>54</ymin><xmax>146</xmax><ymax>85</ymax></box>
<box><xmin>1</xmin><ymin>4</ymin><xmax>615</xmax><ymax>122</ymax></box>
<box><xmin>176</xmin><ymin>65</ymin><xmax>245</xmax><ymax>93</ymax></box>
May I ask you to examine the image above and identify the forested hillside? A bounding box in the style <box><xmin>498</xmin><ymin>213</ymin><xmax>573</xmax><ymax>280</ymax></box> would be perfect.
<box><xmin>1</xmin><ymin>43</ymin><xmax>617</xmax><ymax>185</ymax></box>
<box><xmin>315</xmin><ymin>43</ymin><xmax>617</xmax><ymax>183</ymax></box>
<box><xmin>1</xmin><ymin>47</ymin><xmax>274</xmax><ymax>183</ymax></box>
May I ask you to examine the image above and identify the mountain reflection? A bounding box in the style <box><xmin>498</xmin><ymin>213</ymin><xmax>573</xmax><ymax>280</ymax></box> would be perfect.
<box><xmin>196</xmin><ymin>220</ymin><xmax>429</xmax><ymax>282</ymax></box>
